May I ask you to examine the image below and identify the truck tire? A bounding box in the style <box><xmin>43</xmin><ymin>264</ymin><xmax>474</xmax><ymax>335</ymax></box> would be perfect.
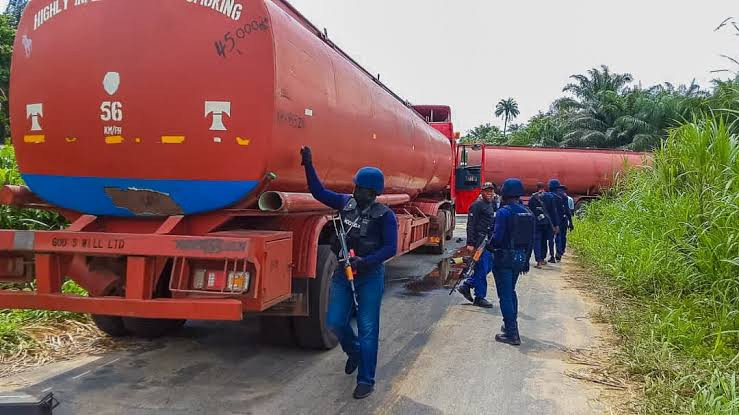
<box><xmin>122</xmin><ymin>317</ymin><xmax>186</xmax><ymax>339</ymax></box>
<box><xmin>91</xmin><ymin>285</ymin><xmax>129</xmax><ymax>337</ymax></box>
<box><xmin>122</xmin><ymin>266</ymin><xmax>186</xmax><ymax>338</ymax></box>
<box><xmin>445</xmin><ymin>209</ymin><xmax>455</xmax><ymax>241</ymax></box>
<box><xmin>293</xmin><ymin>245</ymin><xmax>339</xmax><ymax>350</ymax></box>
<box><xmin>259</xmin><ymin>316</ymin><xmax>295</xmax><ymax>346</ymax></box>
<box><xmin>429</xmin><ymin>212</ymin><xmax>447</xmax><ymax>255</ymax></box>
<box><xmin>91</xmin><ymin>314</ymin><xmax>129</xmax><ymax>337</ymax></box>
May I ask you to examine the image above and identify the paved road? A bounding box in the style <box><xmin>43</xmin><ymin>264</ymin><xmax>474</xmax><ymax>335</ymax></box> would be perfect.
<box><xmin>0</xmin><ymin>218</ymin><xmax>607</xmax><ymax>414</ymax></box>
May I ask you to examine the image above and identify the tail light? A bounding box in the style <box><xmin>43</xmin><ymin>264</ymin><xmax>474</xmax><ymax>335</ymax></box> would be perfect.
<box><xmin>0</xmin><ymin>255</ymin><xmax>30</xmax><ymax>282</ymax></box>
<box><xmin>169</xmin><ymin>258</ymin><xmax>253</xmax><ymax>295</ymax></box>
<box><xmin>188</xmin><ymin>263</ymin><xmax>251</xmax><ymax>293</ymax></box>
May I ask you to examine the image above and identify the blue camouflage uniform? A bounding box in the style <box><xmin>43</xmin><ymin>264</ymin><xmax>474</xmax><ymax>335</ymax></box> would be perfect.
<box><xmin>304</xmin><ymin>159</ymin><xmax>397</xmax><ymax>391</ymax></box>
<box><xmin>490</xmin><ymin>179</ymin><xmax>535</xmax><ymax>345</ymax></box>
<box><xmin>553</xmin><ymin>187</ymin><xmax>573</xmax><ymax>259</ymax></box>
<box><xmin>528</xmin><ymin>190</ymin><xmax>560</xmax><ymax>263</ymax></box>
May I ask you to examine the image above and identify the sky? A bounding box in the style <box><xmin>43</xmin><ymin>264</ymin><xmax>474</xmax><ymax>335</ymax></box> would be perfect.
<box><xmin>288</xmin><ymin>0</ymin><xmax>738</xmax><ymax>133</ymax></box>
<box><xmin>3</xmin><ymin>0</ymin><xmax>736</xmax><ymax>133</ymax></box>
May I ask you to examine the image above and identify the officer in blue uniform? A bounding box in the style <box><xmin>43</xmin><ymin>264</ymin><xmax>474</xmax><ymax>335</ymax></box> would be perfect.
<box><xmin>301</xmin><ymin>146</ymin><xmax>398</xmax><ymax>400</ymax></box>
<box><xmin>489</xmin><ymin>178</ymin><xmax>535</xmax><ymax>346</ymax></box>
<box><xmin>546</xmin><ymin>179</ymin><xmax>564</xmax><ymax>263</ymax></box>
<box><xmin>528</xmin><ymin>182</ymin><xmax>560</xmax><ymax>268</ymax></box>
<box><xmin>457</xmin><ymin>182</ymin><xmax>497</xmax><ymax>308</ymax></box>
<box><xmin>549</xmin><ymin>179</ymin><xmax>573</xmax><ymax>262</ymax></box>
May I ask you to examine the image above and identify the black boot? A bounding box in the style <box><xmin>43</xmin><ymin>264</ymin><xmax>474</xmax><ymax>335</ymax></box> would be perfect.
<box><xmin>345</xmin><ymin>356</ymin><xmax>358</xmax><ymax>375</ymax></box>
<box><xmin>353</xmin><ymin>383</ymin><xmax>374</xmax><ymax>399</ymax></box>
<box><xmin>495</xmin><ymin>329</ymin><xmax>521</xmax><ymax>346</ymax></box>
<box><xmin>473</xmin><ymin>297</ymin><xmax>493</xmax><ymax>308</ymax></box>
<box><xmin>548</xmin><ymin>257</ymin><xmax>556</xmax><ymax>264</ymax></box>
<box><xmin>457</xmin><ymin>284</ymin><xmax>474</xmax><ymax>303</ymax></box>
<box><xmin>556</xmin><ymin>256</ymin><xmax>562</xmax><ymax>262</ymax></box>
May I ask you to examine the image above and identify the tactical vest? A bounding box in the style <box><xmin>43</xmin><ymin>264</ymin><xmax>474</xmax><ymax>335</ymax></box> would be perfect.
<box><xmin>502</xmin><ymin>204</ymin><xmax>535</xmax><ymax>250</ymax></box>
<box><xmin>337</xmin><ymin>199</ymin><xmax>391</xmax><ymax>258</ymax></box>
<box><xmin>493</xmin><ymin>203</ymin><xmax>535</xmax><ymax>271</ymax></box>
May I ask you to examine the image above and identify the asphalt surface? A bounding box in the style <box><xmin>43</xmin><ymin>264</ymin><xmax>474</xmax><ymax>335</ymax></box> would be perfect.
<box><xmin>0</xmin><ymin>218</ymin><xmax>607</xmax><ymax>414</ymax></box>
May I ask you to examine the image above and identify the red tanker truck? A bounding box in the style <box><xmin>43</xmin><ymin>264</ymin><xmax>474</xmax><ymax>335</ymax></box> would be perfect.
<box><xmin>0</xmin><ymin>0</ymin><xmax>459</xmax><ymax>349</ymax></box>
<box><xmin>455</xmin><ymin>146</ymin><xmax>650</xmax><ymax>213</ymax></box>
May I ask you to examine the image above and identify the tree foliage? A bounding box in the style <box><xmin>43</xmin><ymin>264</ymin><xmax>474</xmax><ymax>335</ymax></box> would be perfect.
<box><xmin>459</xmin><ymin>123</ymin><xmax>505</xmax><ymax>144</ymax></box>
<box><xmin>0</xmin><ymin>14</ymin><xmax>14</xmax><ymax>143</ymax></box>
<box><xmin>465</xmin><ymin>64</ymin><xmax>739</xmax><ymax>151</ymax></box>
<box><xmin>5</xmin><ymin>0</ymin><xmax>29</xmax><ymax>27</ymax></box>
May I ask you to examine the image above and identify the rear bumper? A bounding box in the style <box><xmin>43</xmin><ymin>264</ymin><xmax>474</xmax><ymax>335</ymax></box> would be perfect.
<box><xmin>0</xmin><ymin>229</ymin><xmax>293</xmax><ymax>319</ymax></box>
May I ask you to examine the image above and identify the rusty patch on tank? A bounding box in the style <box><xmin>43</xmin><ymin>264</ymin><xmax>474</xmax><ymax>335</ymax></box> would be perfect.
<box><xmin>105</xmin><ymin>187</ymin><xmax>184</xmax><ymax>216</ymax></box>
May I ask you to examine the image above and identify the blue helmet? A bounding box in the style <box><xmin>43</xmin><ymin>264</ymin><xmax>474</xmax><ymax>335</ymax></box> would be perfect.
<box><xmin>501</xmin><ymin>178</ymin><xmax>525</xmax><ymax>198</ymax></box>
<box><xmin>354</xmin><ymin>167</ymin><xmax>385</xmax><ymax>194</ymax></box>
<box><xmin>548</xmin><ymin>179</ymin><xmax>562</xmax><ymax>192</ymax></box>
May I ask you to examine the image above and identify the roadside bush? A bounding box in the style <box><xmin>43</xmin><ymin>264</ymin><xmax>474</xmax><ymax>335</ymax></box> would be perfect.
<box><xmin>571</xmin><ymin>115</ymin><xmax>739</xmax><ymax>414</ymax></box>
<box><xmin>0</xmin><ymin>144</ymin><xmax>66</xmax><ymax>230</ymax></box>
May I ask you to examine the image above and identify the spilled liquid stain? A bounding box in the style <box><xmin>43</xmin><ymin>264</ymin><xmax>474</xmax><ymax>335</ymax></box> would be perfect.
<box><xmin>404</xmin><ymin>247</ymin><xmax>470</xmax><ymax>294</ymax></box>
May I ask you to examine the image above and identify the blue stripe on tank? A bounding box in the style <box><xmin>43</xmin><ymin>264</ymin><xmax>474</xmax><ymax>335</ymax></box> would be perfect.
<box><xmin>21</xmin><ymin>174</ymin><xmax>259</xmax><ymax>217</ymax></box>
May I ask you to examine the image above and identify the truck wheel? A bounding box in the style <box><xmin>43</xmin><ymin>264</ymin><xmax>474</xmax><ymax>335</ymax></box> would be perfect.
<box><xmin>122</xmin><ymin>266</ymin><xmax>186</xmax><ymax>338</ymax></box>
<box><xmin>91</xmin><ymin>315</ymin><xmax>129</xmax><ymax>337</ymax></box>
<box><xmin>122</xmin><ymin>317</ymin><xmax>186</xmax><ymax>339</ymax></box>
<box><xmin>259</xmin><ymin>316</ymin><xmax>295</xmax><ymax>346</ymax></box>
<box><xmin>429</xmin><ymin>212</ymin><xmax>447</xmax><ymax>255</ymax></box>
<box><xmin>293</xmin><ymin>245</ymin><xmax>339</xmax><ymax>350</ymax></box>
<box><xmin>91</xmin><ymin>285</ymin><xmax>129</xmax><ymax>337</ymax></box>
<box><xmin>445</xmin><ymin>209</ymin><xmax>455</xmax><ymax>241</ymax></box>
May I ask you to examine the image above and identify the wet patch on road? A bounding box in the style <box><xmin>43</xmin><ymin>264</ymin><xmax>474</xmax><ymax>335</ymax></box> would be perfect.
<box><xmin>402</xmin><ymin>247</ymin><xmax>469</xmax><ymax>294</ymax></box>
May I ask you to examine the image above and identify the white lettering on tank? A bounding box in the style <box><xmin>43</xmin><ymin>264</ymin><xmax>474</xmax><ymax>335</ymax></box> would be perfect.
<box><xmin>220</xmin><ymin>0</ymin><xmax>234</xmax><ymax>16</ymax></box>
<box><xmin>33</xmin><ymin>0</ymin><xmax>97</xmax><ymax>31</ymax></box>
<box><xmin>185</xmin><ymin>0</ymin><xmax>243</xmax><ymax>21</ymax></box>
<box><xmin>104</xmin><ymin>126</ymin><xmax>122</xmax><ymax>135</ymax></box>
<box><xmin>231</xmin><ymin>4</ymin><xmax>242</xmax><ymax>20</ymax></box>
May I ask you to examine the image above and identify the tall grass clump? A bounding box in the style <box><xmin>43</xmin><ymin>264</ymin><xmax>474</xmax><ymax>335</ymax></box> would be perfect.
<box><xmin>1</xmin><ymin>144</ymin><xmax>85</xmax><ymax>364</ymax></box>
<box><xmin>571</xmin><ymin>115</ymin><xmax>739</xmax><ymax>413</ymax></box>
<box><xmin>0</xmin><ymin>144</ymin><xmax>66</xmax><ymax>230</ymax></box>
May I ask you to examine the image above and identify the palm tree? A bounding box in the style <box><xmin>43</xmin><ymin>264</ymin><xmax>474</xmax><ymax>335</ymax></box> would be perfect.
<box><xmin>554</xmin><ymin>66</ymin><xmax>707</xmax><ymax>150</ymax></box>
<box><xmin>553</xmin><ymin>66</ymin><xmax>639</xmax><ymax>148</ymax></box>
<box><xmin>495</xmin><ymin>98</ymin><xmax>520</xmax><ymax>137</ymax></box>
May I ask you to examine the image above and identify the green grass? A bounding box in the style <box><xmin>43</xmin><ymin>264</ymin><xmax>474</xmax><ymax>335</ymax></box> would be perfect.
<box><xmin>1</xmin><ymin>144</ymin><xmax>80</xmax><ymax>358</ymax></box>
<box><xmin>571</xmin><ymin>115</ymin><xmax>739</xmax><ymax>414</ymax></box>
<box><xmin>0</xmin><ymin>281</ymin><xmax>89</xmax><ymax>355</ymax></box>
<box><xmin>1</xmin><ymin>144</ymin><xmax>67</xmax><ymax>230</ymax></box>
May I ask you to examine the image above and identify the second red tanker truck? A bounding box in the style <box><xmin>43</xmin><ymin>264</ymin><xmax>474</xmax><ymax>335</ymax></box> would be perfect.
<box><xmin>454</xmin><ymin>146</ymin><xmax>650</xmax><ymax>213</ymax></box>
<box><xmin>0</xmin><ymin>0</ymin><xmax>459</xmax><ymax>349</ymax></box>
